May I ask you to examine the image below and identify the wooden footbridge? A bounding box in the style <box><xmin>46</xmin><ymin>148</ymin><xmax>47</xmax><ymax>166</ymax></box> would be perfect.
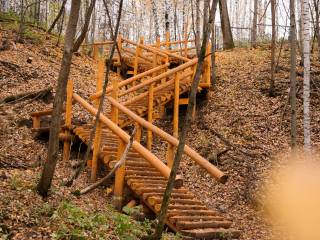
<box><xmin>31</xmin><ymin>35</ymin><xmax>240</xmax><ymax>239</ymax></box>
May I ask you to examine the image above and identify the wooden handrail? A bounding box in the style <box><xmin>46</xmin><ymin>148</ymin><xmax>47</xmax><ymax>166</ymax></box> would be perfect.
<box><xmin>122</xmin><ymin>47</ymin><xmax>153</xmax><ymax>63</ymax></box>
<box><xmin>151</xmin><ymin>39</ymin><xmax>195</xmax><ymax>47</ymax></box>
<box><xmin>122</xmin><ymin>38</ymin><xmax>168</xmax><ymax>59</ymax></box>
<box><xmin>107</xmin><ymin>96</ymin><xmax>228</xmax><ymax>183</ymax></box>
<box><xmin>72</xmin><ymin>93</ymin><xmax>183</xmax><ymax>185</ymax></box>
<box><xmin>169</xmin><ymin>47</ymin><xmax>196</xmax><ymax>53</ymax></box>
<box><xmin>90</xmin><ymin>63</ymin><xmax>170</xmax><ymax>100</ymax></box>
<box><xmin>81</xmin><ymin>40</ymin><xmax>114</xmax><ymax>47</ymax></box>
<box><xmin>123</xmin><ymin>70</ymin><xmax>193</xmax><ymax>106</ymax></box>
<box><xmin>119</xmin><ymin>58</ymin><xmax>197</xmax><ymax>97</ymax></box>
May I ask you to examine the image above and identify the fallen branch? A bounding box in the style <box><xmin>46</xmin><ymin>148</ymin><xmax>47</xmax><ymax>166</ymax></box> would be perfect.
<box><xmin>0</xmin><ymin>159</ymin><xmax>29</xmax><ymax>169</ymax></box>
<box><xmin>76</xmin><ymin>127</ymin><xmax>136</xmax><ymax>195</ymax></box>
<box><xmin>0</xmin><ymin>87</ymin><xmax>53</xmax><ymax>104</ymax></box>
<box><xmin>199</xmin><ymin>125</ymin><xmax>257</xmax><ymax>158</ymax></box>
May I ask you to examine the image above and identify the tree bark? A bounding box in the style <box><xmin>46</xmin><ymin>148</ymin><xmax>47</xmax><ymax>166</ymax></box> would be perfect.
<box><xmin>56</xmin><ymin>6</ymin><xmax>65</xmax><ymax>46</ymax></box>
<box><xmin>73</xmin><ymin>0</ymin><xmax>96</xmax><ymax>53</ymax></box>
<box><xmin>251</xmin><ymin>0</ymin><xmax>258</xmax><ymax>48</ymax></box>
<box><xmin>47</xmin><ymin>0</ymin><xmax>67</xmax><ymax>34</ymax></box>
<box><xmin>37</xmin><ymin>0</ymin><xmax>81</xmax><ymax>197</ymax></box>
<box><xmin>151</xmin><ymin>0</ymin><xmax>160</xmax><ymax>39</ymax></box>
<box><xmin>219</xmin><ymin>0</ymin><xmax>235</xmax><ymax>49</ymax></box>
<box><xmin>153</xmin><ymin>0</ymin><xmax>215</xmax><ymax>238</ymax></box>
<box><xmin>64</xmin><ymin>0</ymin><xmax>124</xmax><ymax>186</ymax></box>
<box><xmin>290</xmin><ymin>0</ymin><xmax>297</xmax><ymax>150</ymax></box>
<box><xmin>301</xmin><ymin>0</ymin><xmax>311</xmax><ymax>152</ymax></box>
<box><xmin>269</xmin><ymin>0</ymin><xmax>276</xmax><ymax>96</ymax></box>
<box><xmin>210</xmin><ymin>0</ymin><xmax>218</xmax><ymax>87</ymax></box>
<box><xmin>195</xmin><ymin>0</ymin><xmax>201</xmax><ymax>55</ymax></box>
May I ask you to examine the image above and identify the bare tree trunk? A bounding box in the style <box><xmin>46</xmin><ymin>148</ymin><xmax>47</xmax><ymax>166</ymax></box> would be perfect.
<box><xmin>269</xmin><ymin>0</ymin><xmax>276</xmax><ymax>96</ymax></box>
<box><xmin>73</xmin><ymin>0</ymin><xmax>96</xmax><ymax>53</ymax></box>
<box><xmin>18</xmin><ymin>0</ymin><xmax>25</xmax><ymax>42</ymax></box>
<box><xmin>219</xmin><ymin>0</ymin><xmax>235</xmax><ymax>49</ymax></box>
<box><xmin>195</xmin><ymin>0</ymin><xmax>201</xmax><ymax>55</ymax></box>
<box><xmin>64</xmin><ymin>0</ymin><xmax>124</xmax><ymax>186</ymax></box>
<box><xmin>91</xmin><ymin>5</ymin><xmax>96</xmax><ymax>43</ymax></box>
<box><xmin>211</xmin><ymin>0</ymin><xmax>218</xmax><ymax>87</ymax></box>
<box><xmin>251</xmin><ymin>0</ymin><xmax>258</xmax><ymax>48</ymax></box>
<box><xmin>164</xmin><ymin>0</ymin><xmax>170</xmax><ymax>34</ymax></box>
<box><xmin>47</xmin><ymin>0</ymin><xmax>67</xmax><ymax>34</ymax></box>
<box><xmin>301</xmin><ymin>0</ymin><xmax>311</xmax><ymax>152</ymax></box>
<box><xmin>37</xmin><ymin>0</ymin><xmax>81</xmax><ymax>197</ymax></box>
<box><xmin>56</xmin><ymin>6</ymin><xmax>65</xmax><ymax>46</ymax></box>
<box><xmin>151</xmin><ymin>0</ymin><xmax>160</xmax><ymax>38</ymax></box>
<box><xmin>290</xmin><ymin>0</ymin><xmax>297</xmax><ymax>150</ymax></box>
<box><xmin>153</xmin><ymin>0</ymin><xmax>215</xmax><ymax>238</ymax></box>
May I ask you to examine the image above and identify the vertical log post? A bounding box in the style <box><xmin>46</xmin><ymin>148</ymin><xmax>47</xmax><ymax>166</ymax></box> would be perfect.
<box><xmin>114</xmin><ymin>139</ymin><xmax>125</xmax><ymax>210</ymax></box>
<box><xmin>91</xmin><ymin>59</ymin><xmax>104</xmax><ymax>181</ymax></box>
<box><xmin>62</xmin><ymin>79</ymin><xmax>73</xmax><ymax>162</ymax></box>
<box><xmin>147</xmin><ymin>83</ymin><xmax>154</xmax><ymax>150</ymax></box>
<box><xmin>135</xmin><ymin>123</ymin><xmax>142</xmax><ymax>143</ymax></box>
<box><xmin>166</xmin><ymin>72</ymin><xmax>180</xmax><ymax>168</ymax></box>
<box><xmin>191</xmin><ymin>64</ymin><xmax>197</xmax><ymax>121</ymax></box>
<box><xmin>156</xmin><ymin>36</ymin><xmax>161</xmax><ymax>49</ymax></box>
<box><xmin>93</xmin><ymin>44</ymin><xmax>99</xmax><ymax>60</ymax></box>
<box><xmin>111</xmin><ymin>78</ymin><xmax>119</xmax><ymax>125</ymax></box>
<box><xmin>165</xmin><ymin>31</ymin><xmax>170</xmax><ymax>50</ymax></box>
<box><xmin>110</xmin><ymin>75</ymin><xmax>124</xmax><ymax>210</ymax></box>
<box><xmin>204</xmin><ymin>42</ymin><xmax>211</xmax><ymax>86</ymax></box>
<box><xmin>117</xmin><ymin>35</ymin><xmax>122</xmax><ymax>75</ymax></box>
<box><xmin>133</xmin><ymin>36</ymin><xmax>144</xmax><ymax>76</ymax></box>
<box><xmin>184</xmin><ymin>26</ymin><xmax>188</xmax><ymax>57</ymax></box>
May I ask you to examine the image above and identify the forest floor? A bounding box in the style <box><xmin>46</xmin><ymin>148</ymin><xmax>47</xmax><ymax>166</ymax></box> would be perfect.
<box><xmin>1</xmin><ymin>20</ymin><xmax>320</xmax><ymax>239</ymax></box>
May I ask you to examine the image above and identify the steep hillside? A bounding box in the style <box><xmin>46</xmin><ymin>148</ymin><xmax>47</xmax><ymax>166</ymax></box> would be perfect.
<box><xmin>0</xmin><ymin>22</ymin><xmax>171</xmax><ymax>239</ymax></box>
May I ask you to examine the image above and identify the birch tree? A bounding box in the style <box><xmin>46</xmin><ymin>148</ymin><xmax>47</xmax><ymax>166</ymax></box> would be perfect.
<box><xmin>301</xmin><ymin>0</ymin><xmax>311</xmax><ymax>152</ymax></box>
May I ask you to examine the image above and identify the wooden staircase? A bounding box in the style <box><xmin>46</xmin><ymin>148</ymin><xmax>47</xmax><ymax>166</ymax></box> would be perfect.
<box><xmin>30</xmin><ymin>36</ymin><xmax>240</xmax><ymax>239</ymax></box>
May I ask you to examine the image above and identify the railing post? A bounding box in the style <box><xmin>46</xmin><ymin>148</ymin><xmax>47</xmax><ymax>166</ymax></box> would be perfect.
<box><xmin>156</xmin><ymin>36</ymin><xmax>161</xmax><ymax>48</ymax></box>
<box><xmin>205</xmin><ymin>42</ymin><xmax>211</xmax><ymax>86</ymax></box>
<box><xmin>133</xmin><ymin>36</ymin><xmax>144</xmax><ymax>76</ymax></box>
<box><xmin>111</xmin><ymin>78</ymin><xmax>119</xmax><ymax>125</ymax></box>
<box><xmin>63</xmin><ymin>79</ymin><xmax>73</xmax><ymax>162</ymax></box>
<box><xmin>191</xmin><ymin>64</ymin><xmax>197</xmax><ymax>121</ymax></box>
<box><xmin>93</xmin><ymin>44</ymin><xmax>99</xmax><ymax>60</ymax></box>
<box><xmin>173</xmin><ymin>72</ymin><xmax>180</xmax><ymax>138</ymax></box>
<box><xmin>166</xmin><ymin>72</ymin><xmax>180</xmax><ymax>168</ymax></box>
<box><xmin>135</xmin><ymin>123</ymin><xmax>142</xmax><ymax>143</ymax></box>
<box><xmin>91</xmin><ymin>59</ymin><xmax>104</xmax><ymax>181</ymax></box>
<box><xmin>114</xmin><ymin>139</ymin><xmax>125</xmax><ymax>210</ymax></box>
<box><xmin>184</xmin><ymin>27</ymin><xmax>188</xmax><ymax>57</ymax></box>
<box><xmin>165</xmin><ymin>31</ymin><xmax>170</xmax><ymax>50</ymax></box>
<box><xmin>116</xmin><ymin>35</ymin><xmax>122</xmax><ymax>75</ymax></box>
<box><xmin>147</xmin><ymin>83</ymin><xmax>154</xmax><ymax>150</ymax></box>
<box><xmin>159</xmin><ymin>55</ymin><xmax>169</xmax><ymax>118</ymax></box>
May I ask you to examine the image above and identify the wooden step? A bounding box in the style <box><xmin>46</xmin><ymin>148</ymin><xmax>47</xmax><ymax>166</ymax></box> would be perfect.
<box><xmin>169</xmin><ymin>215</ymin><xmax>226</xmax><ymax>224</ymax></box>
<box><xmin>180</xmin><ymin>228</ymin><xmax>241</xmax><ymax>239</ymax></box>
<box><xmin>176</xmin><ymin>220</ymin><xmax>232</xmax><ymax>230</ymax></box>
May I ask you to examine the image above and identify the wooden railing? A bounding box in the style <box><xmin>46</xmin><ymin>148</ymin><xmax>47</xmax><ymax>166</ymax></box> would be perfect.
<box><xmin>90</xmin><ymin>63</ymin><xmax>170</xmax><ymax>101</ymax></box>
<box><xmin>62</xmin><ymin>79</ymin><xmax>226</xmax><ymax>194</ymax></box>
<box><xmin>60</xmin><ymin>77</ymin><xmax>226</xmax><ymax>207</ymax></box>
<box><xmin>120</xmin><ymin>37</ymin><xmax>169</xmax><ymax>75</ymax></box>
